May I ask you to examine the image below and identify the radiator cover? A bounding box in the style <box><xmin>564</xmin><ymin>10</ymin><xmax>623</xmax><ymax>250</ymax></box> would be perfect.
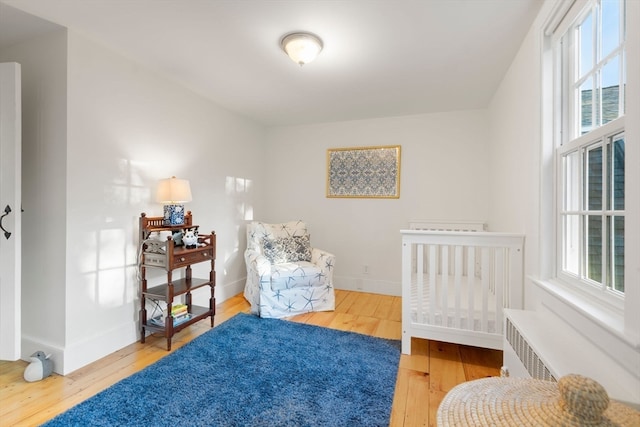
<box><xmin>503</xmin><ymin>316</ymin><xmax>556</xmax><ymax>381</ymax></box>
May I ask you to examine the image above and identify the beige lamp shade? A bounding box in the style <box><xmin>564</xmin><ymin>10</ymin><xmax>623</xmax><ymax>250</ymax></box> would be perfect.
<box><xmin>156</xmin><ymin>176</ymin><xmax>192</xmax><ymax>203</ymax></box>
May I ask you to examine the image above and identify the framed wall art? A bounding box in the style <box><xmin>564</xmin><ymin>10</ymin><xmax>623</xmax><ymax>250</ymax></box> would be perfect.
<box><xmin>326</xmin><ymin>145</ymin><xmax>401</xmax><ymax>198</ymax></box>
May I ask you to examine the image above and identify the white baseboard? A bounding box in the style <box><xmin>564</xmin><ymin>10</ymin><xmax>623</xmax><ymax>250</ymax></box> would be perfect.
<box><xmin>334</xmin><ymin>275</ymin><xmax>401</xmax><ymax>296</ymax></box>
<box><xmin>63</xmin><ymin>323</ymin><xmax>138</xmax><ymax>375</ymax></box>
<box><xmin>22</xmin><ymin>320</ymin><xmax>137</xmax><ymax>376</ymax></box>
<box><xmin>216</xmin><ymin>277</ymin><xmax>246</xmax><ymax>302</ymax></box>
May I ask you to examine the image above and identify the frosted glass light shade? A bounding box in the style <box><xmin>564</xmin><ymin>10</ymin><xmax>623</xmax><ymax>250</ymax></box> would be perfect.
<box><xmin>156</xmin><ymin>176</ymin><xmax>192</xmax><ymax>203</ymax></box>
<box><xmin>281</xmin><ymin>32</ymin><xmax>323</xmax><ymax>66</ymax></box>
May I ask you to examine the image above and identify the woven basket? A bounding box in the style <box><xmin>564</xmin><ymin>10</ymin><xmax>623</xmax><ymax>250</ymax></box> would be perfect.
<box><xmin>437</xmin><ymin>374</ymin><xmax>640</xmax><ymax>426</ymax></box>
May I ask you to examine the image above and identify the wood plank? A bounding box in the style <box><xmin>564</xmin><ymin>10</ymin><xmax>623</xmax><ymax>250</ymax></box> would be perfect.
<box><xmin>288</xmin><ymin>311</ymin><xmax>315</xmax><ymax>324</ymax></box>
<box><xmin>373</xmin><ymin>319</ymin><xmax>401</xmax><ymax>340</ymax></box>
<box><xmin>404</xmin><ymin>369</ymin><xmax>430</xmax><ymax>427</ymax></box>
<box><xmin>327</xmin><ymin>312</ymin><xmax>358</xmax><ymax>332</ymax></box>
<box><xmin>373</xmin><ymin>293</ymin><xmax>395</xmax><ymax>318</ymax></box>
<box><xmin>346</xmin><ymin>292</ymin><xmax>382</xmax><ymax>317</ymax></box>
<box><xmin>459</xmin><ymin>344</ymin><xmax>502</xmax><ymax>380</ymax></box>
<box><xmin>429</xmin><ymin>388</ymin><xmax>447</xmax><ymax>427</ymax></box>
<box><xmin>399</xmin><ymin>337</ymin><xmax>429</xmax><ymax>373</ymax></box>
<box><xmin>334</xmin><ymin>289</ymin><xmax>359</xmax><ymax>313</ymax></box>
<box><xmin>0</xmin><ymin>360</ymin><xmax>28</xmax><ymax>398</ymax></box>
<box><xmin>302</xmin><ymin>310</ymin><xmax>336</xmax><ymax>328</ymax></box>
<box><xmin>333</xmin><ymin>289</ymin><xmax>348</xmax><ymax>306</ymax></box>
<box><xmin>428</xmin><ymin>341</ymin><xmax>466</xmax><ymax>426</ymax></box>
<box><xmin>350</xmin><ymin>315</ymin><xmax>379</xmax><ymax>335</ymax></box>
<box><xmin>389</xmin><ymin>366</ymin><xmax>410</xmax><ymax>427</ymax></box>
<box><xmin>390</xmin><ymin>296</ymin><xmax>403</xmax><ymax>322</ymax></box>
<box><xmin>428</xmin><ymin>341</ymin><xmax>466</xmax><ymax>391</ymax></box>
<box><xmin>374</xmin><ymin>295</ymin><xmax>401</xmax><ymax>321</ymax></box>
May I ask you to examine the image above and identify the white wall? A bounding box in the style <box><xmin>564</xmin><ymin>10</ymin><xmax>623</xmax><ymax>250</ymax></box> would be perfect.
<box><xmin>2</xmin><ymin>28</ymin><xmax>266</xmax><ymax>374</ymax></box>
<box><xmin>0</xmin><ymin>30</ymin><xmax>69</xmax><ymax>364</ymax></box>
<box><xmin>487</xmin><ymin>6</ymin><xmax>542</xmax><ymax>287</ymax></box>
<box><xmin>60</xmin><ymin>32</ymin><xmax>266</xmax><ymax>373</ymax></box>
<box><xmin>264</xmin><ymin>110</ymin><xmax>491</xmax><ymax>296</ymax></box>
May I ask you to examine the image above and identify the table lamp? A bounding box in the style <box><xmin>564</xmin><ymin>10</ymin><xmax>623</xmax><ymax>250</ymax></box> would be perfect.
<box><xmin>156</xmin><ymin>176</ymin><xmax>192</xmax><ymax>226</ymax></box>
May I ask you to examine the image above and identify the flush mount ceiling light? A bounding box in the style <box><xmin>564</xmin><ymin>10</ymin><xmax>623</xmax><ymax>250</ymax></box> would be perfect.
<box><xmin>280</xmin><ymin>32</ymin><xmax>323</xmax><ymax>66</ymax></box>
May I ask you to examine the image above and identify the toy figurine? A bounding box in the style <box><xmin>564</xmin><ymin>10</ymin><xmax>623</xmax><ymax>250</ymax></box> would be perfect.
<box><xmin>182</xmin><ymin>227</ymin><xmax>199</xmax><ymax>249</ymax></box>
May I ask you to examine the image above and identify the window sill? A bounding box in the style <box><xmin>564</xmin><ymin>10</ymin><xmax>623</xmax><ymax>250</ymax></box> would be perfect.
<box><xmin>531</xmin><ymin>277</ymin><xmax>637</xmax><ymax>347</ymax></box>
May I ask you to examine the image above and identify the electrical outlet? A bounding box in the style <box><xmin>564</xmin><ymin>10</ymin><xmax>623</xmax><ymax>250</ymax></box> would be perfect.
<box><xmin>363</xmin><ymin>264</ymin><xmax>369</xmax><ymax>274</ymax></box>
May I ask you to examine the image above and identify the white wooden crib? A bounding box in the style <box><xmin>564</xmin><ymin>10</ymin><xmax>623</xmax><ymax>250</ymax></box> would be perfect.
<box><xmin>401</xmin><ymin>221</ymin><xmax>525</xmax><ymax>353</ymax></box>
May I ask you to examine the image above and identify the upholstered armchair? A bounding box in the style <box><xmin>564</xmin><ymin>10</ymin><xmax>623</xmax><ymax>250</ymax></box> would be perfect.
<box><xmin>244</xmin><ymin>220</ymin><xmax>335</xmax><ymax>318</ymax></box>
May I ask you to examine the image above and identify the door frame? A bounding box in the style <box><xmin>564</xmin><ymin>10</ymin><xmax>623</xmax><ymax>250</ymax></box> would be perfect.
<box><xmin>0</xmin><ymin>62</ymin><xmax>22</xmax><ymax>361</ymax></box>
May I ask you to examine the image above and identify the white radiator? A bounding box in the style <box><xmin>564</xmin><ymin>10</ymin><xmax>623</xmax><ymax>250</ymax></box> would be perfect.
<box><xmin>502</xmin><ymin>308</ymin><xmax>640</xmax><ymax>408</ymax></box>
<box><xmin>503</xmin><ymin>316</ymin><xmax>556</xmax><ymax>381</ymax></box>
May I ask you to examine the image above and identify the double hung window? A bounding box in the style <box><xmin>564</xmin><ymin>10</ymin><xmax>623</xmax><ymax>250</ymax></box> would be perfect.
<box><xmin>555</xmin><ymin>0</ymin><xmax>626</xmax><ymax>300</ymax></box>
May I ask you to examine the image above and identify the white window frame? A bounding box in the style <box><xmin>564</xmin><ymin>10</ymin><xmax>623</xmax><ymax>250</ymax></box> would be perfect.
<box><xmin>555</xmin><ymin>118</ymin><xmax>625</xmax><ymax>310</ymax></box>
<box><xmin>538</xmin><ymin>0</ymin><xmax>639</xmax><ymax>371</ymax></box>
<box><xmin>549</xmin><ymin>0</ymin><xmax>628</xmax><ymax>314</ymax></box>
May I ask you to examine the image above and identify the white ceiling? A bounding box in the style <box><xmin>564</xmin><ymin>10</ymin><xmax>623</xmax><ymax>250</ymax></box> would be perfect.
<box><xmin>0</xmin><ymin>0</ymin><xmax>543</xmax><ymax>126</ymax></box>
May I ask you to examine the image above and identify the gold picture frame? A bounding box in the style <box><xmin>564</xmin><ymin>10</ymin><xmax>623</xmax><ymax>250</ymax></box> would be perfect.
<box><xmin>326</xmin><ymin>145</ymin><xmax>401</xmax><ymax>198</ymax></box>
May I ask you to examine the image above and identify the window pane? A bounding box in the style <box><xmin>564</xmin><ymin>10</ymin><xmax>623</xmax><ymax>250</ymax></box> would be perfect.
<box><xmin>601</xmin><ymin>57</ymin><xmax>620</xmax><ymax>124</ymax></box>
<box><xmin>579</xmin><ymin>11</ymin><xmax>593</xmax><ymax>78</ymax></box>
<box><xmin>580</xmin><ymin>78</ymin><xmax>594</xmax><ymax>134</ymax></box>
<box><xmin>587</xmin><ymin>146</ymin><xmax>603</xmax><ymax>210</ymax></box>
<box><xmin>573</xmin><ymin>1</ymin><xmax>625</xmax><ymax>138</ymax></box>
<box><xmin>564</xmin><ymin>215</ymin><xmax>580</xmax><ymax>275</ymax></box>
<box><xmin>611</xmin><ymin>216</ymin><xmax>624</xmax><ymax>292</ymax></box>
<box><xmin>587</xmin><ymin>215</ymin><xmax>603</xmax><ymax>283</ymax></box>
<box><xmin>611</xmin><ymin>134</ymin><xmax>625</xmax><ymax>209</ymax></box>
<box><xmin>564</xmin><ymin>150</ymin><xmax>581</xmax><ymax>210</ymax></box>
<box><xmin>601</xmin><ymin>0</ymin><xmax>620</xmax><ymax>58</ymax></box>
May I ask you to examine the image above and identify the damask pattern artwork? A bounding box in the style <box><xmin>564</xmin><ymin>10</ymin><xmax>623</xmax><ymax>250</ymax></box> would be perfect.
<box><xmin>326</xmin><ymin>145</ymin><xmax>401</xmax><ymax>198</ymax></box>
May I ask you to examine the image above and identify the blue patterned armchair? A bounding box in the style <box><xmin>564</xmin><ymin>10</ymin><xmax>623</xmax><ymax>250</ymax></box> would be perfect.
<box><xmin>243</xmin><ymin>220</ymin><xmax>335</xmax><ymax>318</ymax></box>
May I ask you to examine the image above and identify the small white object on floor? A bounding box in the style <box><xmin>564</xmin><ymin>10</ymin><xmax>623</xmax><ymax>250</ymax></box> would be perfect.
<box><xmin>24</xmin><ymin>351</ymin><xmax>53</xmax><ymax>382</ymax></box>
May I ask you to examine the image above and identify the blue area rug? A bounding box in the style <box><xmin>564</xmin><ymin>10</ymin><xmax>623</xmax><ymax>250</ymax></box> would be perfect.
<box><xmin>43</xmin><ymin>313</ymin><xmax>400</xmax><ymax>427</ymax></box>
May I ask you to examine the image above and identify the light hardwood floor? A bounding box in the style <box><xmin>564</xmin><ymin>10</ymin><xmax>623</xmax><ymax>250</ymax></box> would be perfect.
<box><xmin>0</xmin><ymin>290</ymin><xmax>502</xmax><ymax>426</ymax></box>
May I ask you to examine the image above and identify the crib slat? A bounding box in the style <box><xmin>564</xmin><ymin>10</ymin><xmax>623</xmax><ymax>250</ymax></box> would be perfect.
<box><xmin>454</xmin><ymin>245</ymin><xmax>462</xmax><ymax>329</ymax></box>
<box><xmin>429</xmin><ymin>245</ymin><xmax>437</xmax><ymax>325</ymax></box>
<box><xmin>481</xmin><ymin>247</ymin><xmax>490</xmax><ymax>332</ymax></box>
<box><xmin>495</xmin><ymin>248</ymin><xmax>504</xmax><ymax>335</ymax></box>
<box><xmin>441</xmin><ymin>246</ymin><xmax>448</xmax><ymax>326</ymax></box>
<box><xmin>467</xmin><ymin>247</ymin><xmax>475</xmax><ymax>330</ymax></box>
<box><xmin>416</xmin><ymin>244</ymin><xmax>424</xmax><ymax>324</ymax></box>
